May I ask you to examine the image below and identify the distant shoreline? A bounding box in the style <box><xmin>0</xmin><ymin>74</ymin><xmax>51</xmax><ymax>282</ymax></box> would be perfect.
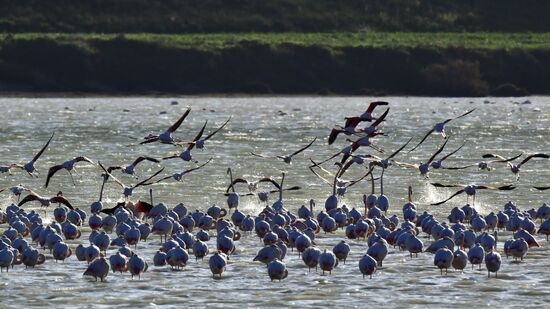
<box><xmin>0</xmin><ymin>93</ymin><xmax>536</xmax><ymax>99</ymax></box>
<box><xmin>1</xmin><ymin>32</ymin><xmax>549</xmax><ymax>97</ymax></box>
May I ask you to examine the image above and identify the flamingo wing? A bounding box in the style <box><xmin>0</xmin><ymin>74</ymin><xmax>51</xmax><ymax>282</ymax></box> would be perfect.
<box><xmin>443</xmin><ymin>164</ymin><xmax>477</xmax><ymax>170</ymax></box>
<box><xmin>443</xmin><ymin>108</ymin><xmax>476</xmax><ymax>124</ymax></box>
<box><xmin>167</xmin><ymin>107</ymin><xmax>191</xmax><ymax>133</ymax></box>
<box><xmin>430</xmin><ymin>189</ymin><xmax>465</xmax><ymax>206</ymax></box>
<box><xmin>344</xmin><ymin>117</ymin><xmax>361</xmax><ymax>129</ymax></box>
<box><xmin>369</xmin><ymin>107</ymin><xmax>390</xmax><ymax>128</ymax></box>
<box><xmin>18</xmin><ymin>193</ymin><xmax>40</xmax><ymax>206</ymax></box>
<box><xmin>74</xmin><ymin>156</ymin><xmax>94</xmax><ymax>164</ymax></box>
<box><xmin>427</xmin><ymin>139</ymin><xmax>449</xmax><ymax>164</ymax></box>
<box><xmin>134</xmin><ymin>167</ymin><xmax>165</xmax><ymax>188</ymax></box>
<box><xmin>290</xmin><ymin>137</ymin><xmax>317</xmax><ymax>157</ymax></box>
<box><xmin>132</xmin><ymin>156</ymin><xmax>160</xmax><ymax>166</ymax></box>
<box><xmin>139</xmin><ymin>136</ymin><xmax>159</xmax><ymax>144</ymax></box>
<box><xmin>44</xmin><ymin>164</ymin><xmax>64</xmax><ymax>188</ymax></box>
<box><xmin>408</xmin><ymin>129</ymin><xmax>435</xmax><ymax>153</ymax></box>
<box><xmin>225</xmin><ymin>177</ymin><xmax>249</xmax><ymax>193</ymax></box>
<box><xmin>154</xmin><ymin>174</ymin><xmax>176</xmax><ymax>184</ymax></box>
<box><xmin>328</xmin><ymin>127</ymin><xmax>344</xmax><ymax>145</ymax></box>
<box><xmin>250</xmin><ymin>152</ymin><xmax>277</xmax><ymax>159</ymax></box>
<box><xmin>430</xmin><ymin>182</ymin><xmax>463</xmax><ymax>188</ymax></box>
<box><xmin>308</xmin><ymin>166</ymin><xmax>332</xmax><ymax>187</ymax></box>
<box><xmin>50</xmin><ymin>196</ymin><xmax>74</xmax><ymax>209</ymax></box>
<box><xmin>440</xmin><ymin>141</ymin><xmax>466</xmax><ymax>162</ymax></box>
<box><xmin>346</xmin><ymin>168</ymin><xmax>374</xmax><ymax>188</ymax></box>
<box><xmin>32</xmin><ymin>132</ymin><xmax>55</xmax><ymax>162</ymax></box>
<box><xmin>204</xmin><ymin>117</ymin><xmax>231</xmax><ymax>141</ymax></box>
<box><xmin>162</xmin><ymin>155</ymin><xmax>179</xmax><ymax>160</ymax></box>
<box><xmin>98</xmin><ymin>161</ymin><xmax>125</xmax><ymax>188</ymax></box>
<box><xmin>179</xmin><ymin>158</ymin><xmax>212</xmax><ymax>177</ymax></box>
<box><xmin>366</xmin><ymin>101</ymin><xmax>389</xmax><ymax>114</ymax></box>
<box><xmin>187</xmin><ymin>120</ymin><xmax>208</xmax><ymax>151</ymax></box>
<box><xmin>257</xmin><ymin>177</ymin><xmax>282</xmax><ymax>190</ymax></box>
<box><xmin>387</xmin><ymin>137</ymin><xmax>413</xmax><ymax>160</ymax></box>
<box><xmin>517</xmin><ymin>153</ymin><xmax>549</xmax><ymax>168</ymax></box>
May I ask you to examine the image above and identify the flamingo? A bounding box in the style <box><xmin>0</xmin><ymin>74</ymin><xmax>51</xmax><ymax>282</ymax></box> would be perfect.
<box><xmin>45</xmin><ymin>156</ymin><xmax>95</xmax><ymax>188</ymax></box>
<box><xmin>408</xmin><ymin>108</ymin><xmax>475</xmax><ymax>152</ymax></box>
<box><xmin>140</xmin><ymin>107</ymin><xmax>191</xmax><ymax>144</ymax></box>
<box><xmin>338</xmin><ymin>137</ymin><xmax>412</xmax><ymax>178</ymax></box>
<box><xmin>482</xmin><ymin>153</ymin><xmax>549</xmax><ymax>180</ymax></box>
<box><xmin>225</xmin><ymin>175</ymin><xmax>281</xmax><ymax>194</ymax></box>
<box><xmin>444</xmin><ymin>152</ymin><xmax>523</xmax><ymax>171</ymax></box>
<box><xmin>430</xmin><ymin>183</ymin><xmax>516</xmax><ymax>208</ymax></box>
<box><xmin>251</xmin><ymin>137</ymin><xmax>317</xmax><ymax>164</ymax></box>
<box><xmin>154</xmin><ymin>158</ymin><xmax>212</xmax><ymax>184</ymax></box>
<box><xmin>162</xmin><ymin>121</ymin><xmax>208</xmax><ymax>162</ymax></box>
<box><xmin>0</xmin><ymin>185</ymin><xmax>30</xmax><ymax>201</ymax></box>
<box><xmin>98</xmin><ymin>161</ymin><xmax>163</xmax><ymax>200</ymax></box>
<box><xmin>316</xmin><ymin>132</ymin><xmax>384</xmax><ymax>166</ymax></box>
<box><xmin>0</xmin><ymin>164</ymin><xmax>25</xmax><ymax>175</ymax></box>
<box><xmin>395</xmin><ymin>139</ymin><xmax>449</xmax><ymax>178</ymax></box>
<box><xmin>337</xmin><ymin>101</ymin><xmax>389</xmax><ymax>138</ymax></box>
<box><xmin>309</xmin><ymin>159</ymin><xmax>372</xmax><ymax>199</ymax></box>
<box><xmin>430</xmin><ymin>142</ymin><xmax>465</xmax><ymax>169</ymax></box>
<box><xmin>107</xmin><ymin>156</ymin><xmax>160</xmax><ymax>177</ymax></box>
<box><xmin>194</xmin><ymin>117</ymin><xmax>231</xmax><ymax>149</ymax></box>
<box><xmin>271</xmin><ymin>172</ymin><xmax>299</xmax><ymax>213</ymax></box>
<box><xmin>328</xmin><ymin>107</ymin><xmax>389</xmax><ymax>145</ymax></box>
<box><xmin>18</xmin><ymin>191</ymin><xmax>73</xmax><ymax>210</ymax></box>
<box><xmin>19</xmin><ymin>132</ymin><xmax>55</xmax><ymax>177</ymax></box>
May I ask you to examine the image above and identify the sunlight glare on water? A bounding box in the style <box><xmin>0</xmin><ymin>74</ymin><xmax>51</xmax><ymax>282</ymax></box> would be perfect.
<box><xmin>0</xmin><ymin>96</ymin><xmax>549</xmax><ymax>308</ymax></box>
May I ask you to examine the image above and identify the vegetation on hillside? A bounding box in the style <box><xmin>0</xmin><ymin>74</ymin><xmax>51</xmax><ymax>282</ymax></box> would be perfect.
<box><xmin>0</xmin><ymin>33</ymin><xmax>544</xmax><ymax>96</ymax></box>
<box><xmin>1</xmin><ymin>0</ymin><xmax>549</xmax><ymax>33</ymax></box>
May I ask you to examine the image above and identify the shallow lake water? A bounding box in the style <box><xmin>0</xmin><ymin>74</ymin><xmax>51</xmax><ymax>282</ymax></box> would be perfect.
<box><xmin>0</xmin><ymin>96</ymin><xmax>549</xmax><ymax>308</ymax></box>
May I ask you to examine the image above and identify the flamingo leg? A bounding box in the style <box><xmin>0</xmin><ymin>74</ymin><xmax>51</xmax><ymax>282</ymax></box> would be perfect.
<box><xmin>69</xmin><ymin>171</ymin><xmax>76</xmax><ymax>186</ymax></box>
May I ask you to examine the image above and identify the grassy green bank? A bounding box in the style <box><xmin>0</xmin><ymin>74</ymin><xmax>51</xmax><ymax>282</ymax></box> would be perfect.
<box><xmin>1</xmin><ymin>32</ymin><xmax>549</xmax><ymax>96</ymax></box>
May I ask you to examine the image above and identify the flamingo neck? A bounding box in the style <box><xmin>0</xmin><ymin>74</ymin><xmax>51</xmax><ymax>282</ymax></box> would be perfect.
<box><xmin>279</xmin><ymin>173</ymin><xmax>285</xmax><ymax>201</ymax></box>
<box><xmin>380</xmin><ymin>168</ymin><xmax>385</xmax><ymax>195</ymax></box>
<box><xmin>370</xmin><ymin>166</ymin><xmax>375</xmax><ymax>194</ymax></box>
<box><xmin>99</xmin><ymin>179</ymin><xmax>106</xmax><ymax>201</ymax></box>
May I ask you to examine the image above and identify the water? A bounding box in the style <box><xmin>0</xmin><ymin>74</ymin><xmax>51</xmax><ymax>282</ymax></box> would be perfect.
<box><xmin>0</xmin><ymin>97</ymin><xmax>549</xmax><ymax>308</ymax></box>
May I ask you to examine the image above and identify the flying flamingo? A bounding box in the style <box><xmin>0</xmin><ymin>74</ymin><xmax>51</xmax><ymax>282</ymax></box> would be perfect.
<box><xmin>225</xmin><ymin>175</ymin><xmax>281</xmax><ymax>194</ymax></box>
<box><xmin>45</xmin><ymin>156</ymin><xmax>95</xmax><ymax>188</ymax></box>
<box><xmin>430</xmin><ymin>141</ymin><xmax>466</xmax><ymax>169</ymax></box>
<box><xmin>408</xmin><ymin>108</ymin><xmax>475</xmax><ymax>152</ymax></box>
<box><xmin>154</xmin><ymin>158</ymin><xmax>213</xmax><ymax>184</ymax></box>
<box><xmin>430</xmin><ymin>183</ymin><xmax>516</xmax><ymax>208</ymax></box>
<box><xmin>19</xmin><ymin>132</ymin><xmax>55</xmax><ymax>177</ymax></box>
<box><xmin>194</xmin><ymin>117</ymin><xmax>231</xmax><ymax>149</ymax></box>
<box><xmin>0</xmin><ymin>185</ymin><xmax>31</xmax><ymax>201</ymax></box>
<box><xmin>0</xmin><ymin>164</ymin><xmax>25</xmax><ymax>175</ymax></box>
<box><xmin>251</xmin><ymin>137</ymin><xmax>317</xmax><ymax>164</ymax></box>
<box><xmin>444</xmin><ymin>153</ymin><xmax>523</xmax><ymax>171</ymax></box>
<box><xmin>107</xmin><ymin>156</ymin><xmax>160</xmax><ymax>177</ymax></box>
<box><xmin>162</xmin><ymin>121</ymin><xmax>208</xmax><ymax>162</ymax></box>
<box><xmin>18</xmin><ymin>190</ymin><xmax>74</xmax><ymax>210</ymax></box>
<box><xmin>309</xmin><ymin>159</ymin><xmax>372</xmax><ymax>198</ymax></box>
<box><xmin>140</xmin><ymin>107</ymin><xmax>191</xmax><ymax>145</ymax></box>
<box><xmin>98</xmin><ymin>161</ymin><xmax>163</xmax><ymax>200</ymax></box>
<box><xmin>328</xmin><ymin>107</ymin><xmax>389</xmax><ymax>145</ymax></box>
<box><xmin>482</xmin><ymin>153</ymin><xmax>549</xmax><ymax>180</ymax></box>
<box><xmin>395</xmin><ymin>139</ymin><xmax>449</xmax><ymax>178</ymax></box>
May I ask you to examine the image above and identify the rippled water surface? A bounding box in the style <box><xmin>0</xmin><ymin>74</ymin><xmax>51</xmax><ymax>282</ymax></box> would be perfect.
<box><xmin>0</xmin><ymin>97</ymin><xmax>549</xmax><ymax>308</ymax></box>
